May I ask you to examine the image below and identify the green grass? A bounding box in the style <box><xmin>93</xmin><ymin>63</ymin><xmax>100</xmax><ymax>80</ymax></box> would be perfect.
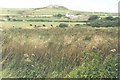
<box><xmin>0</xmin><ymin>22</ymin><xmax>86</xmax><ymax>29</ymax></box>
<box><xmin>0</xmin><ymin>7</ymin><xmax>117</xmax><ymax>16</ymax></box>
<box><xmin>0</xmin><ymin>8</ymin><xmax>31</xmax><ymax>15</ymax></box>
<box><xmin>0</xmin><ymin>8</ymin><xmax>71</xmax><ymax>15</ymax></box>
<box><xmin>29</xmin><ymin>8</ymin><xmax>71</xmax><ymax>15</ymax></box>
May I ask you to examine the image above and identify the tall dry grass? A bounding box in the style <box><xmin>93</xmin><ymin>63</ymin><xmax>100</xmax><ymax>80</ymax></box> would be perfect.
<box><xmin>1</xmin><ymin>27</ymin><xmax>118</xmax><ymax>78</ymax></box>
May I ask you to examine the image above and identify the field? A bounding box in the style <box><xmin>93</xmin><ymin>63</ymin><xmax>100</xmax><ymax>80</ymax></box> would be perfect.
<box><xmin>0</xmin><ymin>23</ymin><xmax>118</xmax><ymax>78</ymax></box>
<box><xmin>0</xmin><ymin>6</ymin><xmax>119</xmax><ymax>78</ymax></box>
<box><xmin>0</xmin><ymin>22</ymin><xmax>86</xmax><ymax>30</ymax></box>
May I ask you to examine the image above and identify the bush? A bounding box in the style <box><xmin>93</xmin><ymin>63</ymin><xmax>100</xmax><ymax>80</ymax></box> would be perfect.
<box><xmin>89</xmin><ymin>20</ymin><xmax>101</xmax><ymax>27</ymax></box>
<box><xmin>89</xmin><ymin>19</ymin><xmax>118</xmax><ymax>27</ymax></box>
<box><xmin>88</xmin><ymin>15</ymin><xmax>99</xmax><ymax>21</ymax></box>
<box><xmin>105</xmin><ymin>16</ymin><xmax>114</xmax><ymax>20</ymax></box>
<box><xmin>30</xmin><ymin>24</ymin><xmax>32</xmax><ymax>26</ymax></box>
<box><xmin>74</xmin><ymin>24</ymin><xmax>82</xmax><ymax>27</ymax></box>
<box><xmin>66</xmin><ymin>52</ymin><xmax>118</xmax><ymax>78</ymax></box>
<box><xmin>53</xmin><ymin>14</ymin><xmax>64</xmax><ymax>18</ymax></box>
<box><xmin>58</xmin><ymin>23</ymin><xmax>68</xmax><ymax>28</ymax></box>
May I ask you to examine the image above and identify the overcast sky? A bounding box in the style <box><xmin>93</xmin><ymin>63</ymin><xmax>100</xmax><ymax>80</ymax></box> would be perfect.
<box><xmin>0</xmin><ymin>0</ymin><xmax>119</xmax><ymax>12</ymax></box>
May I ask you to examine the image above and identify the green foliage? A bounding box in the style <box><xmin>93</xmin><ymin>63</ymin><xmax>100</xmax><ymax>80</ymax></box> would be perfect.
<box><xmin>66</xmin><ymin>52</ymin><xmax>118</xmax><ymax>78</ymax></box>
<box><xmin>105</xmin><ymin>16</ymin><xmax>114</xmax><ymax>20</ymax></box>
<box><xmin>53</xmin><ymin>14</ymin><xmax>64</xmax><ymax>18</ymax></box>
<box><xmin>88</xmin><ymin>16</ymin><xmax>119</xmax><ymax>27</ymax></box>
<box><xmin>89</xmin><ymin>19</ymin><xmax>118</xmax><ymax>27</ymax></box>
<box><xmin>88</xmin><ymin>15</ymin><xmax>99</xmax><ymax>21</ymax></box>
<box><xmin>89</xmin><ymin>20</ymin><xmax>101</xmax><ymax>27</ymax></box>
<box><xmin>74</xmin><ymin>24</ymin><xmax>82</xmax><ymax>27</ymax></box>
<box><xmin>58</xmin><ymin>23</ymin><xmax>68</xmax><ymax>28</ymax></box>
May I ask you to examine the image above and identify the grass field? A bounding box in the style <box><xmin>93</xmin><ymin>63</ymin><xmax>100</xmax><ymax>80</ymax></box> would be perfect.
<box><xmin>0</xmin><ymin>6</ymin><xmax>119</xmax><ymax>78</ymax></box>
<box><xmin>0</xmin><ymin>7</ymin><xmax>117</xmax><ymax>16</ymax></box>
<box><xmin>0</xmin><ymin>23</ymin><xmax>118</xmax><ymax>78</ymax></box>
<box><xmin>0</xmin><ymin>22</ymin><xmax>86</xmax><ymax>29</ymax></box>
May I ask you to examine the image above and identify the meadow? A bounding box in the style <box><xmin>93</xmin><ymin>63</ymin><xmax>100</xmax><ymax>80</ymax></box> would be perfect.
<box><xmin>0</xmin><ymin>24</ymin><xmax>118</xmax><ymax>78</ymax></box>
<box><xmin>0</xmin><ymin>6</ymin><xmax>119</xmax><ymax>78</ymax></box>
<box><xmin>0</xmin><ymin>22</ymin><xmax>86</xmax><ymax>29</ymax></box>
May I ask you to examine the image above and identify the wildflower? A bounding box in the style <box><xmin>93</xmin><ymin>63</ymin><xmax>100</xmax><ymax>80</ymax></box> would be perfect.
<box><xmin>115</xmin><ymin>64</ymin><xmax>117</xmax><ymax>66</ymax></box>
<box><xmin>0</xmin><ymin>28</ymin><xmax>3</xmax><ymax>31</ymax></box>
<box><xmin>110</xmin><ymin>49</ymin><xmax>116</xmax><ymax>52</ymax></box>
<box><xmin>92</xmin><ymin>46</ymin><xmax>97</xmax><ymax>51</ymax></box>
<box><xmin>31</xmin><ymin>53</ymin><xmax>35</xmax><ymax>56</ymax></box>
<box><xmin>25</xmin><ymin>58</ymin><xmax>31</xmax><ymax>62</ymax></box>
<box><xmin>31</xmin><ymin>65</ymin><xmax>34</xmax><ymax>67</ymax></box>
<box><xmin>24</xmin><ymin>53</ymin><xmax>29</xmax><ymax>58</ymax></box>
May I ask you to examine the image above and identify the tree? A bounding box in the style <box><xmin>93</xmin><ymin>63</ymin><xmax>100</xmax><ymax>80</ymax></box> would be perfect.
<box><xmin>105</xmin><ymin>16</ymin><xmax>114</xmax><ymax>20</ymax></box>
<box><xmin>89</xmin><ymin>20</ymin><xmax>101</xmax><ymax>27</ymax></box>
<box><xmin>88</xmin><ymin>15</ymin><xmax>99</xmax><ymax>21</ymax></box>
<box><xmin>53</xmin><ymin>14</ymin><xmax>64</xmax><ymax>18</ymax></box>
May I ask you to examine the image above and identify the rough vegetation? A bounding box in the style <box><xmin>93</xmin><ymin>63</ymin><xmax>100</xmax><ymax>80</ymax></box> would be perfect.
<box><xmin>1</xmin><ymin>27</ymin><xmax>118</xmax><ymax>78</ymax></box>
<box><xmin>88</xmin><ymin>15</ymin><xmax>119</xmax><ymax>27</ymax></box>
<box><xmin>0</xmin><ymin>6</ymin><xmax>119</xmax><ymax>79</ymax></box>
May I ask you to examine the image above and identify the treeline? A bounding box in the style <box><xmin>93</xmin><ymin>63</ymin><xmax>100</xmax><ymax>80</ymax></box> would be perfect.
<box><xmin>6</xmin><ymin>18</ymin><xmax>86</xmax><ymax>22</ymax></box>
<box><xmin>26</xmin><ymin>19</ymin><xmax>85</xmax><ymax>22</ymax></box>
<box><xmin>88</xmin><ymin>15</ymin><xmax>119</xmax><ymax>27</ymax></box>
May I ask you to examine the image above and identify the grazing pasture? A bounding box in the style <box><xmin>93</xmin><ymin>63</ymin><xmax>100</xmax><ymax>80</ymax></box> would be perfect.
<box><xmin>0</xmin><ymin>6</ymin><xmax>118</xmax><ymax>78</ymax></box>
<box><xmin>0</xmin><ymin>22</ymin><xmax>86</xmax><ymax>29</ymax></box>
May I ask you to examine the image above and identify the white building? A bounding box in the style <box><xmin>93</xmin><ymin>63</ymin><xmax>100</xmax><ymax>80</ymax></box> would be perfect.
<box><xmin>65</xmin><ymin>13</ymin><xmax>79</xmax><ymax>19</ymax></box>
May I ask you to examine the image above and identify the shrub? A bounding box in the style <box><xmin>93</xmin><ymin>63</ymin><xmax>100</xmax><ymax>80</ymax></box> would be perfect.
<box><xmin>66</xmin><ymin>52</ymin><xmax>118</xmax><ymax>78</ymax></box>
<box><xmin>88</xmin><ymin>15</ymin><xmax>99</xmax><ymax>21</ymax></box>
<box><xmin>34</xmin><ymin>25</ymin><xmax>37</xmax><ymax>28</ymax></box>
<box><xmin>53</xmin><ymin>14</ymin><xmax>64</xmax><ymax>18</ymax></box>
<box><xmin>58</xmin><ymin>23</ymin><xmax>68</xmax><ymax>28</ymax></box>
<box><xmin>89</xmin><ymin>20</ymin><xmax>101</xmax><ymax>27</ymax></box>
<box><xmin>105</xmin><ymin>16</ymin><xmax>114</xmax><ymax>20</ymax></box>
<box><xmin>74</xmin><ymin>24</ymin><xmax>81</xmax><ymax>27</ymax></box>
<box><xmin>30</xmin><ymin>24</ymin><xmax>32</xmax><ymax>26</ymax></box>
<box><xmin>89</xmin><ymin>19</ymin><xmax>118</xmax><ymax>27</ymax></box>
<box><xmin>43</xmin><ymin>24</ymin><xmax>46</xmax><ymax>27</ymax></box>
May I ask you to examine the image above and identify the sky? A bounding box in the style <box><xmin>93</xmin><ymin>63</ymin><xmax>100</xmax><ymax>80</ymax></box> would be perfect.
<box><xmin>0</xmin><ymin>0</ymin><xmax>119</xmax><ymax>13</ymax></box>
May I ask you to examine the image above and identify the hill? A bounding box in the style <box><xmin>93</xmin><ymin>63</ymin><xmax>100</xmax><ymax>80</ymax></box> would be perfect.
<box><xmin>0</xmin><ymin>5</ymin><xmax>118</xmax><ymax>17</ymax></box>
<box><xmin>35</xmin><ymin>5</ymin><xmax>68</xmax><ymax>10</ymax></box>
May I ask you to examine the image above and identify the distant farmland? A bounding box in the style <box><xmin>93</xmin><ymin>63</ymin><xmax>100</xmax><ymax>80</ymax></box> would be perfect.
<box><xmin>0</xmin><ymin>5</ymin><xmax>119</xmax><ymax>78</ymax></box>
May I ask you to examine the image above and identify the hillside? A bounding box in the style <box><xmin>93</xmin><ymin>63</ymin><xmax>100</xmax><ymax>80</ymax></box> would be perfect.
<box><xmin>0</xmin><ymin>4</ymin><xmax>119</xmax><ymax>79</ymax></box>
<box><xmin>0</xmin><ymin>5</ymin><xmax>71</xmax><ymax>15</ymax></box>
<box><xmin>37</xmin><ymin>5</ymin><xmax>68</xmax><ymax>10</ymax></box>
<box><xmin>0</xmin><ymin>5</ymin><xmax>118</xmax><ymax>16</ymax></box>
<box><xmin>0</xmin><ymin>8</ymin><xmax>32</xmax><ymax>16</ymax></box>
